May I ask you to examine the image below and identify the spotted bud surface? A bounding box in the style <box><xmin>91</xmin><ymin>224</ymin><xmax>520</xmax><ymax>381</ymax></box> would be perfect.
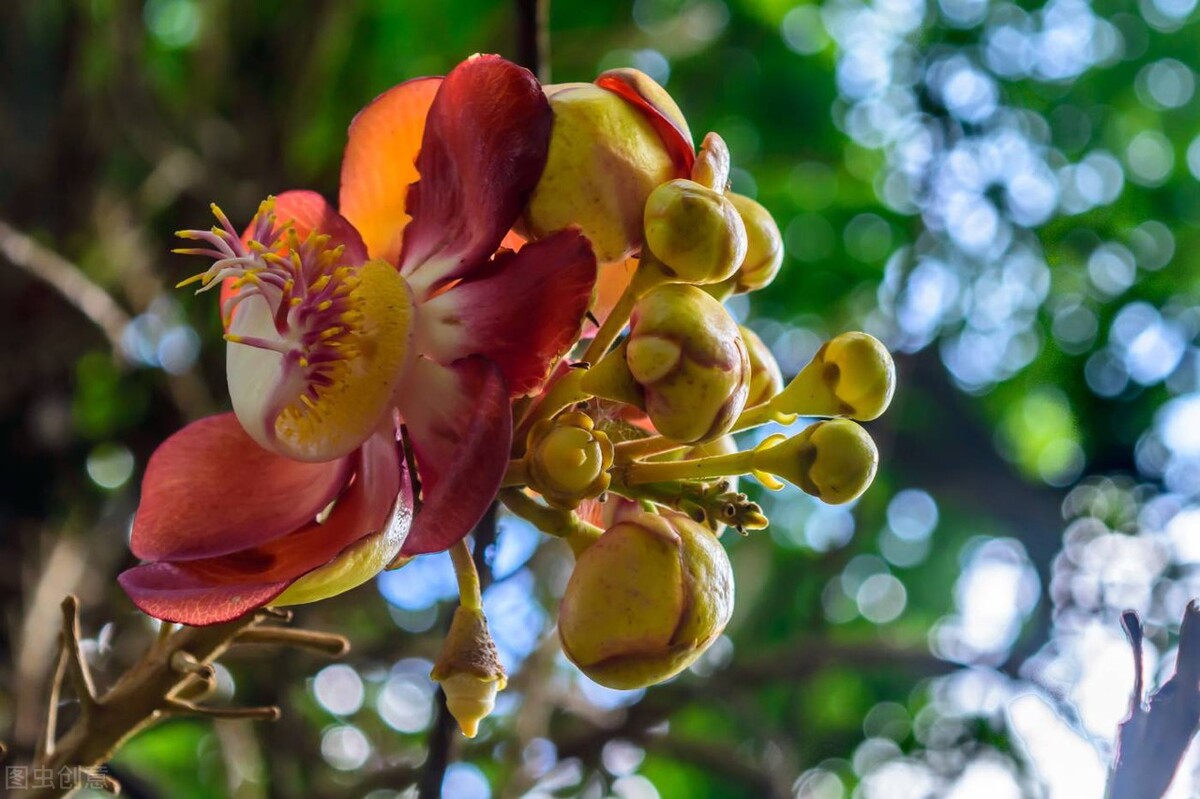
<box><xmin>725</xmin><ymin>192</ymin><xmax>783</xmax><ymax>294</ymax></box>
<box><xmin>740</xmin><ymin>326</ymin><xmax>783</xmax><ymax>408</ymax></box>
<box><xmin>752</xmin><ymin>419</ymin><xmax>879</xmax><ymax>504</ymax></box>
<box><xmin>626</xmin><ymin>284</ymin><xmax>750</xmax><ymax>443</ymax></box>
<box><xmin>772</xmin><ymin>332</ymin><xmax>895</xmax><ymax>421</ymax></box>
<box><xmin>643</xmin><ymin>179</ymin><xmax>747</xmax><ymax>285</ymax></box>
<box><xmin>431</xmin><ymin>606</ymin><xmax>507</xmax><ymax>738</ymax></box>
<box><xmin>558</xmin><ymin>511</ymin><xmax>734</xmax><ymax>689</ymax></box>
<box><xmin>526</xmin><ymin>411</ymin><xmax>614</xmax><ymax>510</ymax></box>
<box><xmin>522</xmin><ymin>84</ymin><xmax>678</xmax><ymax>263</ymax></box>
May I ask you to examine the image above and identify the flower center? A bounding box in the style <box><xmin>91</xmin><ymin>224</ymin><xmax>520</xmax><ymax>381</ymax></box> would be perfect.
<box><xmin>176</xmin><ymin>198</ymin><xmax>414</xmax><ymax>461</ymax></box>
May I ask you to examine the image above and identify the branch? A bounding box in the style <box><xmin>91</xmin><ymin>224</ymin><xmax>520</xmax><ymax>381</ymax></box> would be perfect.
<box><xmin>16</xmin><ymin>602</ymin><xmax>350</xmax><ymax>799</ymax></box>
<box><xmin>0</xmin><ymin>219</ymin><xmax>131</xmax><ymax>360</ymax></box>
<box><xmin>1106</xmin><ymin>602</ymin><xmax>1200</xmax><ymax>799</ymax></box>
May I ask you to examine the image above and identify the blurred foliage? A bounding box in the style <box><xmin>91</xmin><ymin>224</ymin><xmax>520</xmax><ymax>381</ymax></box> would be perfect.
<box><xmin>4</xmin><ymin>0</ymin><xmax>1200</xmax><ymax>797</ymax></box>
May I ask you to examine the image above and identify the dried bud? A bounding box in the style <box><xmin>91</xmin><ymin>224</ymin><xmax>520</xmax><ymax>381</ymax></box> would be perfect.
<box><xmin>522</xmin><ymin>82</ymin><xmax>681</xmax><ymax>263</ymax></box>
<box><xmin>691</xmin><ymin>132</ymin><xmax>731</xmax><ymax>191</ymax></box>
<box><xmin>740</xmin><ymin>326</ymin><xmax>783</xmax><ymax>407</ymax></box>
<box><xmin>643</xmin><ymin>179</ymin><xmax>747</xmax><ymax>285</ymax></box>
<box><xmin>558</xmin><ymin>511</ymin><xmax>734</xmax><ymax>689</ymax></box>
<box><xmin>725</xmin><ymin>192</ymin><xmax>784</xmax><ymax>293</ymax></box>
<box><xmin>526</xmin><ymin>411</ymin><xmax>614</xmax><ymax>510</ymax></box>
<box><xmin>431</xmin><ymin>606</ymin><xmax>507</xmax><ymax>738</ymax></box>
<box><xmin>752</xmin><ymin>419</ymin><xmax>879</xmax><ymax>504</ymax></box>
<box><xmin>771</xmin><ymin>332</ymin><xmax>895</xmax><ymax>421</ymax></box>
<box><xmin>624</xmin><ymin>284</ymin><xmax>750</xmax><ymax>443</ymax></box>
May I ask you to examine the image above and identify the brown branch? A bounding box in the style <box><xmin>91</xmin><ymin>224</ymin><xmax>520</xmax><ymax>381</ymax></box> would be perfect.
<box><xmin>16</xmin><ymin>602</ymin><xmax>349</xmax><ymax>799</ymax></box>
<box><xmin>0</xmin><ymin>219</ymin><xmax>131</xmax><ymax>360</ymax></box>
<box><xmin>514</xmin><ymin>0</ymin><xmax>550</xmax><ymax>80</ymax></box>
<box><xmin>1106</xmin><ymin>602</ymin><xmax>1200</xmax><ymax>799</ymax></box>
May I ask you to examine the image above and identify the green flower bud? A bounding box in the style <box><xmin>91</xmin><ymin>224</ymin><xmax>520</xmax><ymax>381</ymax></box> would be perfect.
<box><xmin>558</xmin><ymin>511</ymin><xmax>734</xmax><ymax>689</ymax></box>
<box><xmin>725</xmin><ymin>192</ymin><xmax>783</xmax><ymax>294</ymax></box>
<box><xmin>771</xmin><ymin>332</ymin><xmax>895</xmax><ymax>421</ymax></box>
<box><xmin>740</xmin><ymin>325</ymin><xmax>783</xmax><ymax>408</ymax></box>
<box><xmin>431</xmin><ymin>606</ymin><xmax>507</xmax><ymax>738</ymax></box>
<box><xmin>643</xmin><ymin>179</ymin><xmax>747</xmax><ymax>285</ymax></box>
<box><xmin>752</xmin><ymin>418</ymin><xmax>879</xmax><ymax>504</ymax></box>
<box><xmin>525</xmin><ymin>411</ymin><xmax>614</xmax><ymax>510</ymax></box>
<box><xmin>522</xmin><ymin>83</ymin><xmax>679</xmax><ymax>263</ymax></box>
<box><xmin>625</xmin><ymin>284</ymin><xmax>750</xmax><ymax>443</ymax></box>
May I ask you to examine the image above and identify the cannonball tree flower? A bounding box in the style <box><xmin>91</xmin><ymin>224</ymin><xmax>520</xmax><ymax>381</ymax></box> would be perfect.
<box><xmin>119</xmin><ymin>55</ymin><xmax>598</xmax><ymax>625</ymax></box>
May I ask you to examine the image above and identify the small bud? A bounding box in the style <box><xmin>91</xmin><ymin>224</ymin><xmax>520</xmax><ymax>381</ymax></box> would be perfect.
<box><xmin>691</xmin><ymin>132</ymin><xmax>731</xmax><ymax>191</ymax></box>
<box><xmin>526</xmin><ymin>412</ymin><xmax>615</xmax><ymax>510</ymax></box>
<box><xmin>751</xmin><ymin>418</ymin><xmax>879</xmax><ymax>504</ymax></box>
<box><xmin>771</xmin><ymin>332</ymin><xmax>895</xmax><ymax>421</ymax></box>
<box><xmin>725</xmin><ymin>192</ymin><xmax>783</xmax><ymax>294</ymax></box>
<box><xmin>431</xmin><ymin>606</ymin><xmax>507</xmax><ymax>738</ymax></box>
<box><xmin>523</xmin><ymin>81</ymin><xmax>681</xmax><ymax>263</ymax></box>
<box><xmin>643</xmin><ymin>179</ymin><xmax>747</xmax><ymax>285</ymax></box>
<box><xmin>740</xmin><ymin>326</ymin><xmax>783</xmax><ymax>407</ymax></box>
<box><xmin>558</xmin><ymin>511</ymin><xmax>734</xmax><ymax>689</ymax></box>
<box><xmin>624</xmin><ymin>284</ymin><xmax>750</xmax><ymax>443</ymax></box>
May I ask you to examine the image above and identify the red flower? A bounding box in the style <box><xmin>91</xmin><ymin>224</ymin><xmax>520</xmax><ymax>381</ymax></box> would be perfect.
<box><xmin>120</xmin><ymin>55</ymin><xmax>598</xmax><ymax>625</ymax></box>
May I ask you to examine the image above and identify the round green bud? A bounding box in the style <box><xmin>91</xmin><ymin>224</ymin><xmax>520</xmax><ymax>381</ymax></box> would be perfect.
<box><xmin>626</xmin><ymin>284</ymin><xmax>750</xmax><ymax>443</ymax></box>
<box><xmin>725</xmin><ymin>193</ymin><xmax>783</xmax><ymax>294</ymax></box>
<box><xmin>526</xmin><ymin>412</ymin><xmax>614</xmax><ymax>510</ymax></box>
<box><xmin>558</xmin><ymin>511</ymin><xmax>734</xmax><ymax>689</ymax></box>
<box><xmin>752</xmin><ymin>418</ymin><xmax>879</xmax><ymax>504</ymax></box>
<box><xmin>643</xmin><ymin>179</ymin><xmax>747</xmax><ymax>285</ymax></box>
<box><xmin>772</xmin><ymin>332</ymin><xmax>896</xmax><ymax>421</ymax></box>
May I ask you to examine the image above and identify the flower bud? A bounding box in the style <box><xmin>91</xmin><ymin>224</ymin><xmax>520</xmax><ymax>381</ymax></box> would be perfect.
<box><xmin>751</xmin><ymin>419</ymin><xmax>878</xmax><ymax>504</ymax></box>
<box><xmin>522</xmin><ymin>83</ymin><xmax>679</xmax><ymax>263</ymax></box>
<box><xmin>771</xmin><ymin>332</ymin><xmax>895</xmax><ymax>421</ymax></box>
<box><xmin>525</xmin><ymin>411</ymin><xmax>614</xmax><ymax>510</ymax></box>
<box><xmin>431</xmin><ymin>606</ymin><xmax>507</xmax><ymax>738</ymax></box>
<box><xmin>691</xmin><ymin>132</ymin><xmax>731</xmax><ymax>191</ymax></box>
<box><xmin>625</xmin><ymin>284</ymin><xmax>750</xmax><ymax>443</ymax></box>
<box><xmin>725</xmin><ymin>192</ymin><xmax>784</xmax><ymax>294</ymax></box>
<box><xmin>740</xmin><ymin>326</ymin><xmax>783</xmax><ymax>407</ymax></box>
<box><xmin>643</xmin><ymin>179</ymin><xmax>747</xmax><ymax>285</ymax></box>
<box><xmin>558</xmin><ymin>511</ymin><xmax>734</xmax><ymax>689</ymax></box>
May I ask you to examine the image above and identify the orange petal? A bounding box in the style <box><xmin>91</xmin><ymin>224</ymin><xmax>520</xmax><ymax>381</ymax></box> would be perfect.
<box><xmin>339</xmin><ymin>77</ymin><xmax>443</xmax><ymax>266</ymax></box>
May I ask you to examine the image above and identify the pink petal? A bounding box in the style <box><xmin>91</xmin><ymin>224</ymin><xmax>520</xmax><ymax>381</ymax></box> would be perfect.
<box><xmin>120</xmin><ymin>430</ymin><xmax>412</xmax><ymax>625</ymax></box>
<box><xmin>414</xmin><ymin>228</ymin><xmax>597</xmax><ymax>396</ymax></box>
<box><xmin>397</xmin><ymin>356</ymin><xmax>511</xmax><ymax>554</ymax></box>
<box><xmin>398</xmin><ymin>55</ymin><xmax>552</xmax><ymax>298</ymax></box>
<box><xmin>130</xmin><ymin>414</ymin><xmax>353</xmax><ymax>562</ymax></box>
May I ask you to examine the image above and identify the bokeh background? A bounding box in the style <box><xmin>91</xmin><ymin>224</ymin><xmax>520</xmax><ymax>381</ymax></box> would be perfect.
<box><xmin>3</xmin><ymin>0</ymin><xmax>1200</xmax><ymax>797</ymax></box>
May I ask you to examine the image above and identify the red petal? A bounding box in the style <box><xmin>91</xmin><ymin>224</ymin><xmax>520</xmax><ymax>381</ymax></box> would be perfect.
<box><xmin>596</xmin><ymin>72</ymin><xmax>695</xmax><ymax>177</ymax></box>
<box><xmin>414</xmin><ymin>228</ymin><xmax>597</xmax><ymax>396</ymax></box>
<box><xmin>130</xmin><ymin>414</ymin><xmax>353</xmax><ymax>562</ymax></box>
<box><xmin>398</xmin><ymin>55</ymin><xmax>552</xmax><ymax>298</ymax></box>
<box><xmin>398</xmin><ymin>356</ymin><xmax>511</xmax><ymax>554</ymax></box>
<box><xmin>120</xmin><ymin>430</ymin><xmax>411</xmax><ymax>625</ymax></box>
<box><xmin>340</xmin><ymin>77</ymin><xmax>443</xmax><ymax>266</ymax></box>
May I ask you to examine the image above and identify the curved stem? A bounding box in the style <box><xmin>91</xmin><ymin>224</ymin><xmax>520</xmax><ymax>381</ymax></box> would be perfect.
<box><xmin>449</xmin><ymin>540</ymin><xmax>483</xmax><ymax>612</ymax></box>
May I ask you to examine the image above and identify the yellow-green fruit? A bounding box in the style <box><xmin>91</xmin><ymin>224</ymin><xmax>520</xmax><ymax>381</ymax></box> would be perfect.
<box><xmin>740</xmin><ymin>326</ymin><xmax>783</xmax><ymax>407</ymax></box>
<box><xmin>526</xmin><ymin>412</ymin><xmax>614</xmax><ymax>510</ymax></box>
<box><xmin>626</xmin><ymin>284</ymin><xmax>750</xmax><ymax>443</ymax></box>
<box><xmin>726</xmin><ymin>193</ymin><xmax>783</xmax><ymax>294</ymax></box>
<box><xmin>753</xmin><ymin>419</ymin><xmax>879</xmax><ymax>504</ymax></box>
<box><xmin>522</xmin><ymin>83</ymin><xmax>677</xmax><ymax>263</ymax></box>
<box><xmin>558</xmin><ymin>511</ymin><xmax>734</xmax><ymax>689</ymax></box>
<box><xmin>772</xmin><ymin>332</ymin><xmax>895</xmax><ymax>421</ymax></box>
<box><xmin>643</xmin><ymin>179</ymin><xmax>747</xmax><ymax>285</ymax></box>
